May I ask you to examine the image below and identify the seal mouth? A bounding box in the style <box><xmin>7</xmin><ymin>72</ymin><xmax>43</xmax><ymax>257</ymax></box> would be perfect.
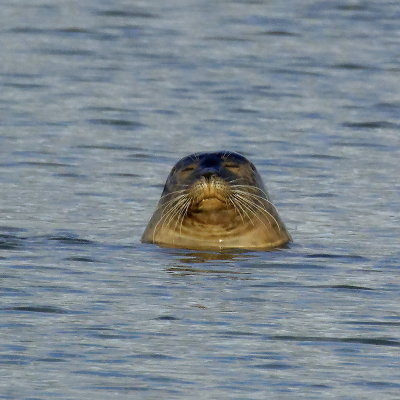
<box><xmin>189</xmin><ymin>177</ymin><xmax>230</xmax><ymax>211</ymax></box>
<box><xmin>194</xmin><ymin>195</ymin><xmax>226</xmax><ymax>211</ymax></box>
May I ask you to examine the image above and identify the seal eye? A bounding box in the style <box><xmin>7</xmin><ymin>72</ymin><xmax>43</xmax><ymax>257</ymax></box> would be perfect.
<box><xmin>182</xmin><ymin>166</ymin><xmax>195</xmax><ymax>173</ymax></box>
<box><xmin>224</xmin><ymin>164</ymin><xmax>240</xmax><ymax>169</ymax></box>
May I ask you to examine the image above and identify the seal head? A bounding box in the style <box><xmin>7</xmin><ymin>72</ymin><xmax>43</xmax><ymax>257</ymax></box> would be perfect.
<box><xmin>142</xmin><ymin>151</ymin><xmax>291</xmax><ymax>250</ymax></box>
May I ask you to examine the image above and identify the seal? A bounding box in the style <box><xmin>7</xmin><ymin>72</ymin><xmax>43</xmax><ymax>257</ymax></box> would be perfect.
<box><xmin>142</xmin><ymin>151</ymin><xmax>291</xmax><ymax>250</ymax></box>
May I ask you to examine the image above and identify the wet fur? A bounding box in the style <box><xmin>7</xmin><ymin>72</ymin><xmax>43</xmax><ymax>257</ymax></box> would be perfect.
<box><xmin>142</xmin><ymin>151</ymin><xmax>291</xmax><ymax>250</ymax></box>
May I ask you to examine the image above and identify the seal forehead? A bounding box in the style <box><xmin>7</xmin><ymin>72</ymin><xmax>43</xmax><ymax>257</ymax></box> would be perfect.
<box><xmin>175</xmin><ymin>151</ymin><xmax>249</xmax><ymax>169</ymax></box>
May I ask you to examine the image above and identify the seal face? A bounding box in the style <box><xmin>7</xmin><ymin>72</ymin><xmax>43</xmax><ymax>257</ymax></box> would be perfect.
<box><xmin>142</xmin><ymin>151</ymin><xmax>291</xmax><ymax>250</ymax></box>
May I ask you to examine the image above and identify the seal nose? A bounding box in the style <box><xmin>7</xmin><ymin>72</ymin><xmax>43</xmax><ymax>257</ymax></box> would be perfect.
<box><xmin>201</xmin><ymin>168</ymin><xmax>219</xmax><ymax>180</ymax></box>
<box><xmin>203</xmin><ymin>172</ymin><xmax>216</xmax><ymax>180</ymax></box>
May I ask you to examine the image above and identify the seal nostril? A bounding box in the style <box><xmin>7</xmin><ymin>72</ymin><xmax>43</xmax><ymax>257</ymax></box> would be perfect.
<box><xmin>200</xmin><ymin>167</ymin><xmax>219</xmax><ymax>180</ymax></box>
<box><xmin>202</xmin><ymin>172</ymin><xmax>215</xmax><ymax>179</ymax></box>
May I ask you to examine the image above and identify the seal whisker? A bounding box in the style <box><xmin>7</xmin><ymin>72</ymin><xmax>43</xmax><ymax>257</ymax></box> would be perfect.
<box><xmin>230</xmin><ymin>185</ymin><xmax>281</xmax><ymax>210</ymax></box>
<box><xmin>152</xmin><ymin>204</ymin><xmax>176</xmax><ymax>243</ymax></box>
<box><xmin>159</xmin><ymin>195</ymin><xmax>188</xmax><ymax>217</ymax></box>
<box><xmin>231</xmin><ymin>187</ymin><xmax>278</xmax><ymax>210</ymax></box>
<box><xmin>170</xmin><ymin>198</ymin><xmax>190</xmax><ymax>231</ymax></box>
<box><xmin>232</xmin><ymin>194</ymin><xmax>267</xmax><ymax>230</ymax></box>
<box><xmin>155</xmin><ymin>193</ymin><xmax>188</xmax><ymax>213</ymax></box>
<box><xmin>159</xmin><ymin>189</ymin><xmax>189</xmax><ymax>201</ymax></box>
<box><xmin>191</xmin><ymin>153</ymin><xmax>200</xmax><ymax>162</ymax></box>
<box><xmin>228</xmin><ymin>178</ymin><xmax>246</xmax><ymax>185</ymax></box>
<box><xmin>231</xmin><ymin>194</ymin><xmax>272</xmax><ymax>231</ymax></box>
<box><xmin>224</xmin><ymin>151</ymin><xmax>232</xmax><ymax>159</ymax></box>
<box><xmin>152</xmin><ymin>196</ymin><xmax>190</xmax><ymax>242</ymax></box>
<box><xmin>155</xmin><ymin>202</ymin><xmax>186</xmax><ymax>243</ymax></box>
<box><xmin>227</xmin><ymin>196</ymin><xmax>245</xmax><ymax>224</ymax></box>
<box><xmin>232</xmin><ymin>193</ymin><xmax>281</xmax><ymax>232</ymax></box>
<box><xmin>177</xmin><ymin>199</ymin><xmax>191</xmax><ymax>236</ymax></box>
<box><xmin>234</xmin><ymin>192</ymin><xmax>276</xmax><ymax>224</ymax></box>
<box><xmin>161</xmin><ymin>189</ymin><xmax>188</xmax><ymax>200</ymax></box>
<box><xmin>161</xmin><ymin>197</ymin><xmax>191</xmax><ymax>231</ymax></box>
<box><xmin>229</xmin><ymin>195</ymin><xmax>254</xmax><ymax>226</ymax></box>
<box><xmin>231</xmin><ymin>184</ymin><xmax>270</xmax><ymax>198</ymax></box>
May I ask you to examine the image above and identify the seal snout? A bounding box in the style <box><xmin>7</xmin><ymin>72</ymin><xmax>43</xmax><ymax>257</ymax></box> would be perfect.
<box><xmin>198</xmin><ymin>166</ymin><xmax>220</xmax><ymax>181</ymax></box>
<box><xmin>190</xmin><ymin>175</ymin><xmax>230</xmax><ymax>211</ymax></box>
<box><xmin>201</xmin><ymin>170</ymin><xmax>218</xmax><ymax>180</ymax></box>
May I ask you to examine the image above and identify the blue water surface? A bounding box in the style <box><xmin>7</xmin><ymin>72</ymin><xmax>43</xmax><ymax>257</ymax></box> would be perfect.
<box><xmin>1</xmin><ymin>1</ymin><xmax>399</xmax><ymax>399</ymax></box>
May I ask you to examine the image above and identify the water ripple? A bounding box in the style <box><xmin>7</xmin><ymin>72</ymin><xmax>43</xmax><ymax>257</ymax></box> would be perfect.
<box><xmin>5</xmin><ymin>306</ymin><xmax>68</xmax><ymax>314</ymax></box>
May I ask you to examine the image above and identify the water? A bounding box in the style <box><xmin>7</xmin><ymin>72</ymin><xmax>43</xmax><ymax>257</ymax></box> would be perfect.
<box><xmin>1</xmin><ymin>0</ymin><xmax>400</xmax><ymax>399</ymax></box>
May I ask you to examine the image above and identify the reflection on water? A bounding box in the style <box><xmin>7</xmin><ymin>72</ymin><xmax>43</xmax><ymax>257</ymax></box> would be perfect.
<box><xmin>160</xmin><ymin>248</ymin><xmax>255</xmax><ymax>276</ymax></box>
<box><xmin>166</xmin><ymin>265</ymin><xmax>250</xmax><ymax>277</ymax></box>
<box><xmin>1</xmin><ymin>0</ymin><xmax>400</xmax><ymax>399</ymax></box>
<box><xmin>169</xmin><ymin>248</ymin><xmax>255</xmax><ymax>264</ymax></box>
